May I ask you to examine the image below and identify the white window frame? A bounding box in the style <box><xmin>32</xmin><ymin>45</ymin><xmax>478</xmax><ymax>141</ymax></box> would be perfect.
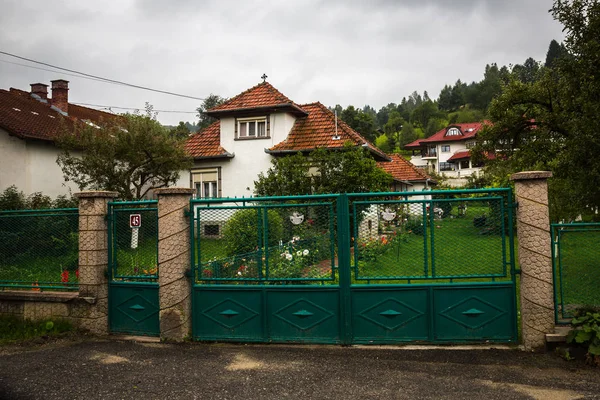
<box><xmin>237</xmin><ymin>117</ymin><xmax>268</xmax><ymax>139</ymax></box>
<box><xmin>191</xmin><ymin>168</ymin><xmax>219</xmax><ymax>199</ymax></box>
<box><xmin>441</xmin><ymin>145</ymin><xmax>450</xmax><ymax>152</ymax></box>
<box><xmin>446</xmin><ymin>127</ymin><xmax>461</xmax><ymax>136</ymax></box>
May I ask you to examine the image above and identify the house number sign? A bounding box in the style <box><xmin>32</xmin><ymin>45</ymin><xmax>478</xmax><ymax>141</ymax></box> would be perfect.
<box><xmin>130</xmin><ymin>214</ymin><xmax>141</xmax><ymax>249</ymax></box>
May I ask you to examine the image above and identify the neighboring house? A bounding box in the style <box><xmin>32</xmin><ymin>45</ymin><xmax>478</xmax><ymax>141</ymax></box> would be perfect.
<box><xmin>404</xmin><ymin>122</ymin><xmax>490</xmax><ymax>187</ymax></box>
<box><xmin>184</xmin><ymin>81</ymin><xmax>434</xmax><ymax>198</ymax></box>
<box><xmin>0</xmin><ymin>80</ymin><xmax>115</xmax><ymax>198</ymax></box>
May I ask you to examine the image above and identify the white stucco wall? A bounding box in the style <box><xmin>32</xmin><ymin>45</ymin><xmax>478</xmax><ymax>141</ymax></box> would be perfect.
<box><xmin>0</xmin><ymin>129</ymin><xmax>78</xmax><ymax>198</ymax></box>
<box><xmin>214</xmin><ymin>113</ymin><xmax>297</xmax><ymax>198</ymax></box>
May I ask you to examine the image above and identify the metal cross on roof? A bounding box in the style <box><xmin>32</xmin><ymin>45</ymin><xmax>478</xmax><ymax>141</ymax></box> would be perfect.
<box><xmin>261</xmin><ymin>74</ymin><xmax>268</xmax><ymax>83</ymax></box>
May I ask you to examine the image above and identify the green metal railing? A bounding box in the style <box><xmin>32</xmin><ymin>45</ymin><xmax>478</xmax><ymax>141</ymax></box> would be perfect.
<box><xmin>108</xmin><ymin>200</ymin><xmax>159</xmax><ymax>283</ymax></box>
<box><xmin>348</xmin><ymin>188</ymin><xmax>515</xmax><ymax>283</ymax></box>
<box><xmin>191</xmin><ymin>195</ymin><xmax>339</xmax><ymax>284</ymax></box>
<box><xmin>552</xmin><ymin>223</ymin><xmax>600</xmax><ymax>323</ymax></box>
<box><xmin>0</xmin><ymin>208</ymin><xmax>79</xmax><ymax>291</ymax></box>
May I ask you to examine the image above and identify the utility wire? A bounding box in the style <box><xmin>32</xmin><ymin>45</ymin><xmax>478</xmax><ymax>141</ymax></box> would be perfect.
<box><xmin>0</xmin><ymin>59</ymin><xmax>109</xmax><ymax>84</ymax></box>
<box><xmin>0</xmin><ymin>50</ymin><xmax>205</xmax><ymax>101</ymax></box>
<box><xmin>72</xmin><ymin>102</ymin><xmax>197</xmax><ymax>114</ymax></box>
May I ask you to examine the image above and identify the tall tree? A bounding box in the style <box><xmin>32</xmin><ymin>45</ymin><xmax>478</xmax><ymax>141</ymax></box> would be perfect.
<box><xmin>196</xmin><ymin>94</ymin><xmax>227</xmax><ymax>131</ymax></box>
<box><xmin>545</xmin><ymin>39</ymin><xmax>563</xmax><ymax>67</ymax></box>
<box><xmin>57</xmin><ymin>105</ymin><xmax>192</xmax><ymax>200</ymax></box>
<box><xmin>474</xmin><ymin>0</ymin><xmax>600</xmax><ymax>220</ymax></box>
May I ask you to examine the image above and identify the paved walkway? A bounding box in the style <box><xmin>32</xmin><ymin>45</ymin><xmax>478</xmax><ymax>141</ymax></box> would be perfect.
<box><xmin>1</xmin><ymin>339</ymin><xmax>599</xmax><ymax>399</ymax></box>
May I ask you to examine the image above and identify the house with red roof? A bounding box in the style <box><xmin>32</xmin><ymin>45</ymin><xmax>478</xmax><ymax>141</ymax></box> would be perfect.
<box><xmin>0</xmin><ymin>80</ymin><xmax>116</xmax><ymax>198</ymax></box>
<box><xmin>404</xmin><ymin>122</ymin><xmax>489</xmax><ymax>186</ymax></box>
<box><xmin>184</xmin><ymin>81</ymin><xmax>434</xmax><ymax>198</ymax></box>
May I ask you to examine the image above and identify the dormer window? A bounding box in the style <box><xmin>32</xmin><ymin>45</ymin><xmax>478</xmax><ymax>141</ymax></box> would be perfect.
<box><xmin>446</xmin><ymin>127</ymin><xmax>461</xmax><ymax>136</ymax></box>
<box><xmin>236</xmin><ymin>117</ymin><xmax>269</xmax><ymax>139</ymax></box>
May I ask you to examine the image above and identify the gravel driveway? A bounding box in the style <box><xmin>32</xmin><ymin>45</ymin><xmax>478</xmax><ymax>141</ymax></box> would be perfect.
<box><xmin>1</xmin><ymin>338</ymin><xmax>599</xmax><ymax>399</ymax></box>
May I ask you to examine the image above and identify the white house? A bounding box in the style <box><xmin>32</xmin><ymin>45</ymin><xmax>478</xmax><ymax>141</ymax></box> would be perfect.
<box><xmin>184</xmin><ymin>81</ymin><xmax>434</xmax><ymax>199</ymax></box>
<box><xmin>405</xmin><ymin>122</ymin><xmax>490</xmax><ymax>187</ymax></box>
<box><xmin>0</xmin><ymin>80</ymin><xmax>115</xmax><ymax>198</ymax></box>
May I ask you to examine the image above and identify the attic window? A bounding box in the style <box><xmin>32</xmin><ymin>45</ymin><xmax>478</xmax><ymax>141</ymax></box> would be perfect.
<box><xmin>48</xmin><ymin>115</ymin><xmax>56</xmax><ymax>119</ymax></box>
<box><xmin>31</xmin><ymin>111</ymin><xmax>39</xmax><ymax>115</ymax></box>
<box><xmin>236</xmin><ymin>117</ymin><xmax>269</xmax><ymax>139</ymax></box>
<box><xmin>12</xmin><ymin>108</ymin><xmax>21</xmax><ymax>112</ymax></box>
<box><xmin>446</xmin><ymin>127</ymin><xmax>461</xmax><ymax>136</ymax></box>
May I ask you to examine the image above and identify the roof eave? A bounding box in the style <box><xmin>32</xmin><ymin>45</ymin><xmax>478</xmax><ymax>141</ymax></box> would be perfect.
<box><xmin>192</xmin><ymin>152</ymin><xmax>235</xmax><ymax>161</ymax></box>
<box><xmin>206</xmin><ymin>103</ymin><xmax>308</xmax><ymax>118</ymax></box>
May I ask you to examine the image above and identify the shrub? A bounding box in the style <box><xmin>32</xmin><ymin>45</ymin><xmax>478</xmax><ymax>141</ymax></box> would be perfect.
<box><xmin>223</xmin><ymin>208</ymin><xmax>283</xmax><ymax>256</ymax></box>
<box><xmin>405</xmin><ymin>216</ymin><xmax>424</xmax><ymax>235</ymax></box>
<box><xmin>473</xmin><ymin>215</ymin><xmax>487</xmax><ymax>228</ymax></box>
<box><xmin>567</xmin><ymin>308</ymin><xmax>600</xmax><ymax>366</ymax></box>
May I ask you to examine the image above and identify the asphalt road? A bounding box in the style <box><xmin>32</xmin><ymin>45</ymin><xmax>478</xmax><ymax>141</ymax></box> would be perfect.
<box><xmin>0</xmin><ymin>339</ymin><xmax>599</xmax><ymax>400</ymax></box>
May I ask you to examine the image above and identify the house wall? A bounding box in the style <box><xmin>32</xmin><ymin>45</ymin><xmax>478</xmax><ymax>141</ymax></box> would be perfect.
<box><xmin>0</xmin><ymin>128</ymin><xmax>78</xmax><ymax>198</ymax></box>
<box><xmin>212</xmin><ymin>113</ymin><xmax>296</xmax><ymax>198</ymax></box>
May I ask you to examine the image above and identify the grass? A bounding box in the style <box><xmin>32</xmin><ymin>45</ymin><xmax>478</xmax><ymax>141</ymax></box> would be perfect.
<box><xmin>0</xmin><ymin>315</ymin><xmax>74</xmax><ymax>345</ymax></box>
<box><xmin>0</xmin><ymin>252</ymin><xmax>79</xmax><ymax>290</ymax></box>
<box><xmin>355</xmin><ymin>210</ymin><xmax>510</xmax><ymax>283</ymax></box>
<box><xmin>555</xmin><ymin>228</ymin><xmax>600</xmax><ymax>318</ymax></box>
<box><xmin>114</xmin><ymin>239</ymin><xmax>158</xmax><ymax>278</ymax></box>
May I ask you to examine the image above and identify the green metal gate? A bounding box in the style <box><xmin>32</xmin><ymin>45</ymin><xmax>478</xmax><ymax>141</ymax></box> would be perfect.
<box><xmin>108</xmin><ymin>200</ymin><xmax>160</xmax><ymax>336</ymax></box>
<box><xmin>191</xmin><ymin>188</ymin><xmax>517</xmax><ymax>344</ymax></box>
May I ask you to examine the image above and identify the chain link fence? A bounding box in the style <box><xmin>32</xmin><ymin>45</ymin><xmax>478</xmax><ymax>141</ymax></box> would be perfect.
<box><xmin>0</xmin><ymin>208</ymin><xmax>79</xmax><ymax>291</ymax></box>
<box><xmin>350</xmin><ymin>190</ymin><xmax>512</xmax><ymax>282</ymax></box>
<box><xmin>192</xmin><ymin>196</ymin><xmax>338</xmax><ymax>284</ymax></box>
<box><xmin>553</xmin><ymin>223</ymin><xmax>600</xmax><ymax>322</ymax></box>
<box><xmin>108</xmin><ymin>201</ymin><xmax>158</xmax><ymax>282</ymax></box>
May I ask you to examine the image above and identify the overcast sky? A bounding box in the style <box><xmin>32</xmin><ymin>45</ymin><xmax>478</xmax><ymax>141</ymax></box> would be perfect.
<box><xmin>0</xmin><ymin>0</ymin><xmax>564</xmax><ymax>126</ymax></box>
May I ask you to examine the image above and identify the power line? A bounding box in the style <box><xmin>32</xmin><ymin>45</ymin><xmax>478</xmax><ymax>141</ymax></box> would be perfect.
<box><xmin>0</xmin><ymin>50</ymin><xmax>206</xmax><ymax>101</ymax></box>
<box><xmin>0</xmin><ymin>59</ymin><xmax>109</xmax><ymax>84</ymax></box>
<box><xmin>72</xmin><ymin>102</ymin><xmax>198</xmax><ymax>114</ymax></box>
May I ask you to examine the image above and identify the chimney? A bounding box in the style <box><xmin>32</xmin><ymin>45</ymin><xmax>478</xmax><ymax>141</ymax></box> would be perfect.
<box><xmin>30</xmin><ymin>83</ymin><xmax>48</xmax><ymax>100</ymax></box>
<box><xmin>51</xmin><ymin>79</ymin><xmax>69</xmax><ymax>113</ymax></box>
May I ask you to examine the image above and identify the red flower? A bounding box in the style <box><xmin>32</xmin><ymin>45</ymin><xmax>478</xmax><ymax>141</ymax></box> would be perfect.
<box><xmin>307</xmin><ymin>219</ymin><xmax>315</xmax><ymax>226</ymax></box>
<box><xmin>75</xmin><ymin>269</ymin><xmax>80</xmax><ymax>279</ymax></box>
<box><xmin>61</xmin><ymin>270</ymin><xmax>69</xmax><ymax>283</ymax></box>
<box><xmin>203</xmin><ymin>269</ymin><xmax>213</xmax><ymax>277</ymax></box>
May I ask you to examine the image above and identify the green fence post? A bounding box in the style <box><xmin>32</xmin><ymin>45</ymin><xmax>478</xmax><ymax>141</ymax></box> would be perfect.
<box><xmin>337</xmin><ymin>194</ymin><xmax>352</xmax><ymax>345</ymax></box>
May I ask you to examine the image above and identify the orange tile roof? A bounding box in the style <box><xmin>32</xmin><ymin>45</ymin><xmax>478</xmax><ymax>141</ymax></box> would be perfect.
<box><xmin>377</xmin><ymin>154</ymin><xmax>434</xmax><ymax>183</ymax></box>
<box><xmin>184</xmin><ymin>121</ymin><xmax>231</xmax><ymax>159</ymax></box>
<box><xmin>269</xmin><ymin>102</ymin><xmax>389</xmax><ymax>160</ymax></box>
<box><xmin>0</xmin><ymin>87</ymin><xmax>118</xmax><ymax>141</ymax></box>
<box><xmin>207</xmin><ymin>82</ymin><xmax>307</xmax><ymax>115</ymax></box>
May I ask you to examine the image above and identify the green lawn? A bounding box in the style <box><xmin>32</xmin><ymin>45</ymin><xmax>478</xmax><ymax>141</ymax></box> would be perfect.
<box><xmin>0</xmin><ymin>252</ymin><xmax>79</xmax><ymax>290</ymax></box>
<box><xmin>355</xmin><ymin>212</ymin><xmax>509</xmax><ymax>283</ymax></box>
<box><xmin>555</xmin><ymin>228</ymin><xmax>600</xmax><ymax>318</ymax></box>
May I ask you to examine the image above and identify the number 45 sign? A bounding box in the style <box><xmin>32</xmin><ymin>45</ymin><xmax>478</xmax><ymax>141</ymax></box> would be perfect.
<box><xmin>129</xmin><ymin>214</ymin><xmax>141</xmax><ymax>228</ymax></box>
<box><xmin>130</xmin><ymin>214</ymin><xmax>141</xmax><ymax>249</ymax></box>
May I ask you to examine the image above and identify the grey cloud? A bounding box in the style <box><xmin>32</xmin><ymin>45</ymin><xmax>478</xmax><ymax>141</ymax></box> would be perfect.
<box><xmin>0</xmin><ymin>0</ymin><xmax>564</xmax><ymax>125</ymax></box>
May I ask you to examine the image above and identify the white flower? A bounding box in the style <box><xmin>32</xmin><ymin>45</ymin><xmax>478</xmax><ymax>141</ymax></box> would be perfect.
<box><xmin>237</xmin><ymin>271</ymin><xmax>242</xmax><ymax>276</ymax></box>
<box><xmin>303</xmin><ymin>249</ymin><xmax>309</xmax><ymax>256</ymax></box>
<box><xmin>296</xmin><ymin>250</ymin><xmax>302</xmax><ymax>257</ymax></box>
<box><xmin>285</xmin><ymin>253</ymin><xmax>293</xmax><ymax>261</ymax></box>
<box><xmin>280</xmin><ymin>253</ymin><xmax>286</xmax><ymax>258</ymax></box>
<box><xmin>292</xmin><ymin>236</ymin><xmax>300</xmax><ymax>243</ymax></box>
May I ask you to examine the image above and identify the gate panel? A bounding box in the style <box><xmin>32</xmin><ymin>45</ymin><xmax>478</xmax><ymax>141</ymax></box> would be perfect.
<box><xmin>351</xmin><ymin>287</ymin><xmax>429</xmax><ymax>343</ymax></box>
<box><xmin>432</xmin><ymin>284</ymin><xmax>515</xmax><ymax>341</ymax></box>
<box><xmin>191</xmin><ymin>195</ymin><xmax>340</xmax><ymax>343</ymax></box>
<box><xmin>348</xmin><ymin>189</ymin><xmax>517</xmax><ymax>343</ymax></box>
<box><xmin>193</xmin><ymin>287</ymin><xmax>263</xmax><ymax>341</ymax></box>
<box><xmin>108</xmin><ymin>201</ymin><xmax>159</xmax><ymax>336</ymax></box>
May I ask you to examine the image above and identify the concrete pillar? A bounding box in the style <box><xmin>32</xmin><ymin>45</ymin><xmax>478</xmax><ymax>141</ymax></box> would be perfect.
<box><xmin>156</xmin><ymin>188</ymin><xmax>194</xmax><ymax>341</ymax></box>
<box><xmin>510</xmin><ymin>171</ymin><xmax>554</xmax><ymax>351</ymax></box>
<box><xmin>74</xmin><ymin>190</ymin><xmax>118</xmax><ymax>334</ymax></box>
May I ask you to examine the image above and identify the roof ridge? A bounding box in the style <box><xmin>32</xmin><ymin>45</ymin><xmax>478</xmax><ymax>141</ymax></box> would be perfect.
<box><xmin>208</xmin><ymin>81</ymin><xmax>295</xmax><ymax>112</ymax></box>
